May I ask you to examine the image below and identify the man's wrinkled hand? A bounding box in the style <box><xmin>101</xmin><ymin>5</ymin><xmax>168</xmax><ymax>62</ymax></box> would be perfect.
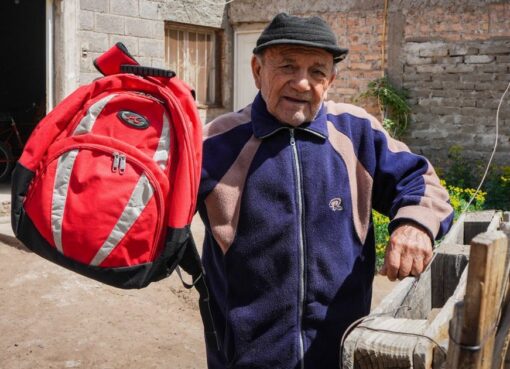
<box><xmin>379</xmin><ymin>223</ymin><xmax>433</xmax><ymax>281</ymax></box>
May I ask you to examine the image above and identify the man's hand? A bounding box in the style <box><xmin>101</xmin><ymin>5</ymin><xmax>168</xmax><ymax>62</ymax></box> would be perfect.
<box><xmin>379</xmin><ymin>223</ymin><xmax>433</xmax><ymax>281</ymax></box>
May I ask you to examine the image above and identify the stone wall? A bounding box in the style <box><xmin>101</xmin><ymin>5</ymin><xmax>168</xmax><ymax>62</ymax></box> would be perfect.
<box><xmin>228</xmin><ymin>0</ymin><xmax>510</xmax><ymax>167</ymax></box>
<box><xmin>77</xmin><ymin>0</ymin><xmax>231</xmax><ymax>122</ymax></box>
<box><xmin>401</xmin><ymin>4</ymin><xmax>510</xmax><ymax>166</ymax></box>
<box><xmin>403</xmin><ymin>40</ymin><xmax>510</xmax><ymax>164</ymax></box>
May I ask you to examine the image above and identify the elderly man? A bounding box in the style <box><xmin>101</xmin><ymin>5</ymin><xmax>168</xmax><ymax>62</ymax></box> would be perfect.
<box><xmin>197</xmin><ymin>13</ymin><xmax>453</xmax><ymax>369</ymax></box>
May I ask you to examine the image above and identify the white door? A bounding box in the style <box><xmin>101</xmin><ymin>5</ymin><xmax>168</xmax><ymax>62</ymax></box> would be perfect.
<box><xmin>234</xmin><ymin>31</ymin><xmax>262</xmax><ymax>111</ymax></box>
<box><xmin>46</xmin><ymin>0</ymin><xmax>54</xmax><ymax>112</ymax></box>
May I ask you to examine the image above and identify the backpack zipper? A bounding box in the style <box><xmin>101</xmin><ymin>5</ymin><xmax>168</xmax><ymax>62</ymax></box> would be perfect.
<box><xmin>119</xmin><ymin>154</ymin><xmax>126</xmax><ymax>174</ymax></box>
<box><xmin>112</xmin><ymin>152</ymin><xmax>120</xmax><ymax>172</ymax></box>
<box><xmin>40</xmin><ymin>144</ymin><xmax>165</xmax><ymax>262</ymax></box>
<box><xmin>111</xmin><ymin>152</ymin><xmax>126</xmax><ymax>174</ymax></box>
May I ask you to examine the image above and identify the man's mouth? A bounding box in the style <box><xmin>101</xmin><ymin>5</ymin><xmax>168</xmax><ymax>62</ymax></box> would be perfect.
<box><xmin>283</xmin><ymin>96</ymin><xmax>309</xmax><ymax>104</ymax></box>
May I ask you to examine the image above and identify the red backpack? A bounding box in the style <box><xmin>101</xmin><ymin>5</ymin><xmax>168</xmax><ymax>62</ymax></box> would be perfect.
<box><xmin>11</xmin><ymin>43</ymin><xmax>218</xmax><ymax>348</ymax></box>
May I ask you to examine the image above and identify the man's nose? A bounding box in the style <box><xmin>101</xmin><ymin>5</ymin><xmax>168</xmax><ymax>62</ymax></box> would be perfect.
<box><xmin>290</xmin><ymin>70</ymin><xmax>311</xmax><ymax>91</ymax></box>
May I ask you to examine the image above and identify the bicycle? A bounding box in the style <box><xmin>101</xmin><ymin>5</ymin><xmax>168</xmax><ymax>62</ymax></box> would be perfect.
<box><xmin>0</xmin><ymin>109</ymin><xmax>27</xmax><ymax>182</ymax></box>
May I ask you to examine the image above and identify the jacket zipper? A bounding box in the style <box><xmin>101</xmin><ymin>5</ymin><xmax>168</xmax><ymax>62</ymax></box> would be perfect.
<box><xmin>290</xmin><ymin>128</ymin><xmax>306</xmax><ymax>369</ymax></box>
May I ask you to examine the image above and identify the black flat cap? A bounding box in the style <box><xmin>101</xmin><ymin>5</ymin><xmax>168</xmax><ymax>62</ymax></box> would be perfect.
<box><xmin>253</xmin><ymin>13</ymin><xmax>349</xmax><ymax>63</ymax></box>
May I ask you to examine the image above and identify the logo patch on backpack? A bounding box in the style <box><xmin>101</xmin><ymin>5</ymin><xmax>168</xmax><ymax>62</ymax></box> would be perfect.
<box><xmin>118</xmin><ymin>111</ymin><xmax>149</xmax><ymax>129</ymax></box>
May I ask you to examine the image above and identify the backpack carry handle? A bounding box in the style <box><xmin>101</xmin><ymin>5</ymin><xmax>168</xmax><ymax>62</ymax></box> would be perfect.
<box><xmin>120</xmin><ymin>65</ymin><xmax>176</xmax><ymax>78</ymax></box>
<box><xmin>95</xmin><ymin>42</ymin><xmax>176</xmax><ymax>79</ymax></box>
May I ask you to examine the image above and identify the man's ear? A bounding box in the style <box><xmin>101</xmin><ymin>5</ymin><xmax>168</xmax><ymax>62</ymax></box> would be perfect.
<box><xmin>251</xmin><ymin>55</ymin><xmax>262</xmax><ymax>89</ymax></box>
<box><xmin>328</xmin><ymin>68</ymin><xmax>337</xmax><ymax>86</ymax></box>
<box><xmin>323</xmin><ymin>68</ymin><xmax>336</xmax><ymax>99</ymax></box>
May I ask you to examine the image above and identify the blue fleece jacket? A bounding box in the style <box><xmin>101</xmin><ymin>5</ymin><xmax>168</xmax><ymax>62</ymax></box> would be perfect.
<box><xmin>197</xmin><ymin>93</ymin><xmax>454</xmax><ymax>369</ymax></box>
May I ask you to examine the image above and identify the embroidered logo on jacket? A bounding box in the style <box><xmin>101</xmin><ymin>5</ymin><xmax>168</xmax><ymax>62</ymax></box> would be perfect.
<box><xmin>118</xmin><ymin>111</ymin><xmax>150</xmax><ymax>129</ymax></box>
<box><xmin>329</xmin><ymin>198</ymin><xmax>343</xmax><ymax>211</ymax></box>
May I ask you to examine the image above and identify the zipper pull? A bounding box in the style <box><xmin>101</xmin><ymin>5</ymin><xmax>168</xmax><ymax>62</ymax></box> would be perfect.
<box><xmin>112</xmin><ymin>152</ymin><xmax>120</xmax><ymax>172</ymax></box>
<box><xmin>119</xmin><ymin>154</ymin><xmax>126</xmax><ymax>175</ymax></box>
<box><xmin>290</xmin><ymin>129</ymin><xmax>296</xmax><ymax>145</ymax></box>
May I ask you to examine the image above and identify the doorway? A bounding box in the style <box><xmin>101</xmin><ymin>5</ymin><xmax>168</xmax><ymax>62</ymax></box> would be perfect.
<box><xmin>0</xmin><ymin>0</ymin><xmax>47</xmax><ymax>145</ymax></box>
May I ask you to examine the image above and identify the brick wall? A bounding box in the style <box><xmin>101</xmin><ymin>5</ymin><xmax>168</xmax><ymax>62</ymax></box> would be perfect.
<box><xmin>228</xmin><ymin>0</ymin><xmax>510</xmax><ymax>167</ymax></box>
<box><xmin>323</xmin><ymin>10</ymin><xmax>385</xmax><ymax>116</ymax></box>
<box><xmin>77</xmin><ymin>0</ymin><xmax>231</xmax><ymax>122</ymax></box>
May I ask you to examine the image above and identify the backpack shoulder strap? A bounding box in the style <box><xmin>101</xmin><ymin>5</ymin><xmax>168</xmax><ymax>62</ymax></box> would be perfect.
<box><xmin>178</xmin><ymin>233</ymin><xmax>220</xmax><ymax>351</ymax></box>
<box><xmin>157</xmin><ymin>77</ymin><xmax>203</xmax><ymax>228</ymax></box>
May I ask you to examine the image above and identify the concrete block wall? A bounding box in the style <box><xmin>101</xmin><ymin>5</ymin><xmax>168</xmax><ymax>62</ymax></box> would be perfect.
<box><xmin>403</xmin><ymin>39</ymin><xmax>510</xmax><ymax>164</ymax></box>
<box><xmin>401</xmin><ymin>4</ymin><xmax>510</xmax><ymax>166</ymax></box>
<box><xmin>77</xmin><ymin>0</ymin><xmax>230</xmax><ymax>122</ymax></box>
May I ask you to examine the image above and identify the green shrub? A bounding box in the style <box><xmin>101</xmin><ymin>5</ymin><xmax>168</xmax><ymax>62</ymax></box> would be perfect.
<box><xmin>442</xmin><ymin>180</ymin><xmax>486</xmax><ymax>218</ymax></box>
<box><xmin>482</xmin><ymin>165</ymin><xmax>510</xmax><ymax>210</ymax></box>
<box><xmin>443</xmin><ymin>145</ymin><xmax>480</xmax><ymax>189</ymax></box>
<box><xmin>373</xmin><ymin>210</ymin><xmax>389</xmax><ymax>270</ymax></box>
<box><xmin>442</xmin><ymin>145</ymin><xmax>509</xmax><ymax>211</ymax></box>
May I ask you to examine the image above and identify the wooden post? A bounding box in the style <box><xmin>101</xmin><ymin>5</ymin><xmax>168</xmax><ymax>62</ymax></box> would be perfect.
<box><xmin>492</xmin><ymin>214</ymin><xmax>510</xmax><ymax>369</ymax></box>
<box><xmin>447</xmin><ymin>301</ymin><xmax>465</xmax><ymax>368</ymax></box>
<box><xmin>454</xmin><ymin>231</ymin><xmax>508</xmax><ymax>369</ymax></box>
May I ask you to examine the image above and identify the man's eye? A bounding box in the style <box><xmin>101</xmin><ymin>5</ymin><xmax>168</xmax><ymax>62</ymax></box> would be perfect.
<box><xmin>312</xmin><ymin>69</ymin><xmax>327</xmax><ymax>77</ymax></box>
<box><xmin>280</xmin><ymin>65</ymin><xmax>294</xmax><ymax>72</ymax></box>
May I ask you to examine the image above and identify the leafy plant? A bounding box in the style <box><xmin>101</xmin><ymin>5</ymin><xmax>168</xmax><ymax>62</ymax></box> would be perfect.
<box><xmin>355</xmin><ymin>77</ymin><xmax>411</xmax><ymax>139</ymax></box>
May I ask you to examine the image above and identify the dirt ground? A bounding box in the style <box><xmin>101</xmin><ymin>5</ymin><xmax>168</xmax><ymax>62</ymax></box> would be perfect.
<box><xmin>0</xmin><ymin>202</ymin><xmax>396</xmax><ymax>369</ymax></box>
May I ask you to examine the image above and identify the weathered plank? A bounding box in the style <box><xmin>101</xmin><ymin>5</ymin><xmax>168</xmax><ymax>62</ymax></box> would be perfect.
<box><xmin>370</xmin><ymin>277</ymin><xmax>417</xmax><ymax>317</ymax></box>
<box><xmin>400</xmin><ymin>267</ymin><xmax>432</xmax><ymax>320</ymax></box>
<box><xmin>431</xmin><ymin>243</ymin><xmax>470</xmax><ymax>309</ymax></box>
<box><xmin>447</xmin><ymin>301</ymin><xmax>465</xmax><ymax>368</ymax></box>
<box><xmin>463</xmin><ymin>210</ymin><xmax>497</xmax><ymax>246</ymax></box>
<box><xmin>493</xmin><ymin>300</ymin><xmax>510</xmax><ymax>369</ymax></box>
<box><xmin>350</xmin><ymin>317</ymin><xmax>429</xmax><ymax>369</ymax></box>
<box><xmin>415</xmin><ymin>267</ymin><xmax>468</xmax><ymax>369</ymax></box>
<box><xmin>455</xmin><ymin>231</ymin><xmax>508</xmax><ymax>369</ymax></box>
<box><xmin>442</xmin><ymin>213</ymin><xmax>466</xmax><ymax>245</ymax></box>
<box><xmin>491</xmin><ymin>214</ymin><xmax>510</xmax><ymax>369</ymax></box>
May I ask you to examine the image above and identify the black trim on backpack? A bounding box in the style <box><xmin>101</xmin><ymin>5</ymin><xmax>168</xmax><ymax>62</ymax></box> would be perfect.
<box><xmin>11</xmin><ymin>162</ymin><xmax>34</xmax><ymax>236</ymax></box>
<box><xmin>16</xmin><ymin>212</ymin><xmax>168</xmax><ymax>289</ymax></box>
<box><xmin>115</xmin><ymin>42</ymin><xmax>136</xmax><ymax>61</ymax></box>
<box><xmin>13</xmin><ymin>199</ymin><xmax>191</xmax><ymax>289</ymax></box>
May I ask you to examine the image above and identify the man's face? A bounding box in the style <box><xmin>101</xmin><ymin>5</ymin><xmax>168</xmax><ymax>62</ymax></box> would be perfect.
<box><xmin>251</xmin><ymin>45</ymin><xmax>336</xmax><ymax>126</ymax></box>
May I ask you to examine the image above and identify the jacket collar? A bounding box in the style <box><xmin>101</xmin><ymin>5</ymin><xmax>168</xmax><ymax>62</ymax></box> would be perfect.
<box><xmin>251</xmin><ymin>93</ymin><xmax>328</xmax><ymax>140</ymax></box>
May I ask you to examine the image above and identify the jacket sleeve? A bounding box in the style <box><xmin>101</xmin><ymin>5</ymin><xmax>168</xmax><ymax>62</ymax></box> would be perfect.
<box><xmin>369</xmin><ymin>118</ymin><xmax>454</xmax><ymax>241</ymax></box>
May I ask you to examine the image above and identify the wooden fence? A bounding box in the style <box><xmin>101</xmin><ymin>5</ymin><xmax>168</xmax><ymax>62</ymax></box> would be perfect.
<box><xmin>342</xmin><ymin>211</ymin><xmax>510</xmax><ymax>369</ymax></box>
